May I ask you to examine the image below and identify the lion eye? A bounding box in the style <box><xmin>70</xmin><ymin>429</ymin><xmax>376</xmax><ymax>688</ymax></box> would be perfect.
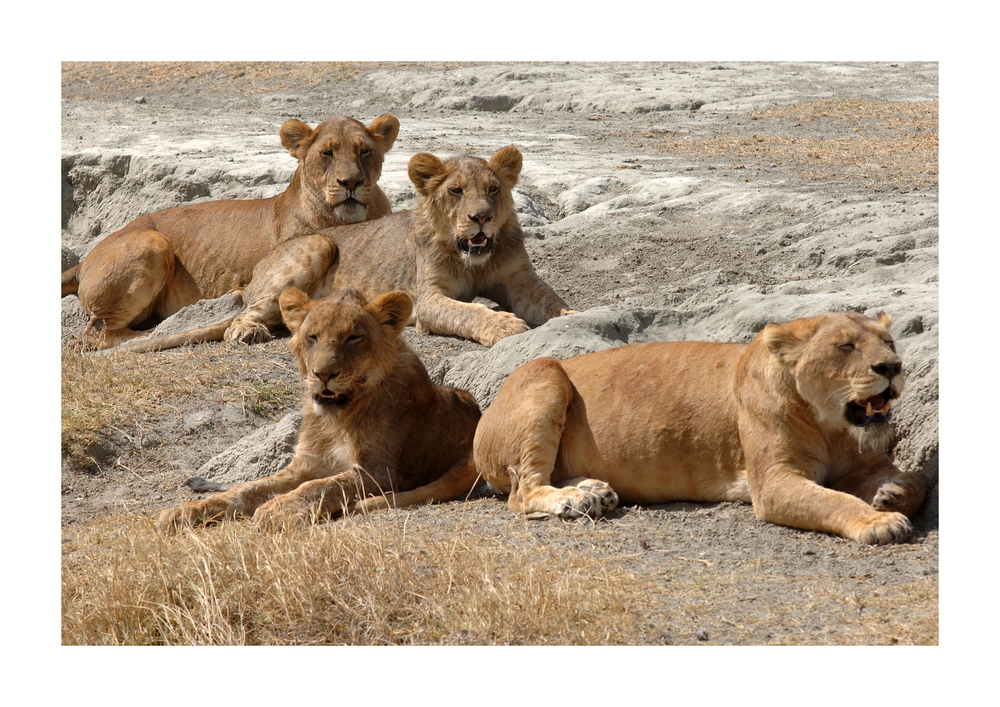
<box><xmin>838</xmin><ymin>343</ymin><xmax>855</xmax><ymax>353</ymax></box>
<box><xmin>306</xmin><ymin>334</ymin><xmax>319</xmax><ymax>344</ymax></box>
<box><xmin>320</xmin><ymin>150</ymin><xmax>333</xmax><ymax>158</ymax></box>
<box><xmin>885</xmin><ymin>340</ymin><xmax>896</xmax><ymax>352</ymax></box>
<box><xmin>449</xmin><ymin>187</ymin><xmax>463</xmax><ymax>196</ymax></box>
<box><xmin>488</xmin><ymin>184</ymin><xmax>499</xmax><ymax>195</ymax></box>
<box><xmin>346</xmin><ymin>334</ymin><xmax>364</xmax><ymax>345</ymax></box>
<box><xmin>360</xmin><ymin>148</ymin><xmax>371</xmax><ymax>156</ymax></box>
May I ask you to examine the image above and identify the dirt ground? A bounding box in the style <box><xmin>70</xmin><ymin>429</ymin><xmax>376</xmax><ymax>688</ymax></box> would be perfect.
<box><xmin>60</xmin><ymin>61</ymin><xmax>939</xmax><ymax>645</ymax></box>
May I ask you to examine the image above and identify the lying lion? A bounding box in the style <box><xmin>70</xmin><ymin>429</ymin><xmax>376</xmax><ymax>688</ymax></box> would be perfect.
<box><xmin>157</xmin><ymin>288</ymin><xmax>482</xmax><ymax>532</ymax></box>
<box><xmin>113</xmin><ymin>146</ymin><xmax>576</xmax><ymax>353</ymax></box>
<box><xmin>62</xmin><ymin>114</ymin><xmax>400</xmax><ymax>349</ymax></box>
<box><xmin>473</xmin><ymin>311</ymin><xmax>926</xmax><ymax>545</ymax></box>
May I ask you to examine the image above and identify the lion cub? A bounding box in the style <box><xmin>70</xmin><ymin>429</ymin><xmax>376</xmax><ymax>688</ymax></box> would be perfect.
<box><xmin>156</xmin><ymin>288</ymin><xmax>482</xmax><ymax>532</ymax></box>
<box><xmin>473</xmin><ymin>311</ymin><xmax>926</xmax><ymax>545</ymax></box>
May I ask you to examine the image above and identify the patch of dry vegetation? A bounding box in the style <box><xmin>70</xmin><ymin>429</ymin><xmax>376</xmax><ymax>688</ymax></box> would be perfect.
<box><xmin>61</xmin><ymin>509</ymin><xmax>653</xmax><ymax>645</ymax></box>
<box><xmin>638</xmin><ymin>99</ymin><xmax>938</xmax><ymax>187</ymax></box>
<box><xmin>61</xmin><ymin>344</ymin><xmax>296</xmax><ymax>469</ymax></box>
<box><xmin>61</xmin><ymin>61</ymin><xmax>368</xmax><ymax>101</ymax></box>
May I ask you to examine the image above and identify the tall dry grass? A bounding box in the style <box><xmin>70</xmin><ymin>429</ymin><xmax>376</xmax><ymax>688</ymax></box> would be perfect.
<box><xmin>62</xmin><ymin>505</ymin><xmax>653</xmax><ymax>645</ymax></box>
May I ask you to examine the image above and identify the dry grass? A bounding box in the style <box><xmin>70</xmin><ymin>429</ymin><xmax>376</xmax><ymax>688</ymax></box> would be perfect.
<box><xmin>61</xmin><ymin>509</ymin><xmax>653</xmax><ymax>645</ymax></box>
<box><xmin>61</xmin><ymin>344</ymin><xmax>296</xmax><ymax>469</ymax></box>
<box><xmin>636</xmin><ymin>99</ymin><xmax>938</xmax><ymax>187</ymax></box>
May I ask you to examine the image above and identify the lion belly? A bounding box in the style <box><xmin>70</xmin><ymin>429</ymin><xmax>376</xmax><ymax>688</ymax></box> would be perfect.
<box><xmin>555</xmin><ymin>342</ymin><xmax>750</xmax><ymax>505</ymax></box>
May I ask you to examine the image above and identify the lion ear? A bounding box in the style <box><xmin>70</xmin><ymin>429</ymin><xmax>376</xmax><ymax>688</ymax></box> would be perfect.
<box><xmin>408</xmin><ymin>153</ymin><xmax>446</xmax><ymax>196</ymax></box>
<box><xmin>368</xmin><ymin>114</ymin><xmax>400</xmax><ymax>154</ymax></box>
<box><xmin>279</xmin><ymin>119</ymin><xmax>316</xmax><ymax>160</ymax></box>
<box><xmin>279</xmin><ymin>287</ymin><xmax>313</xmax><ymax>334</ymax></box>
<box><xmin>874</xmin><ymin>311</ymin><xmax>892</xmax><ymax>330</ymax></box>
<box><xmin>489</xmin><ymin>146</ymin><xmax>522</xmax><ymax>189</ymax></box>
<box><xmin>761</xmin><ymin>320</ymin><xmax>813</xmax><ymax>366</ymax></box>
<box><xmin>370</xmin><ymin>291</ymin><xmax>413</xmax><ymax>337</ymax></box>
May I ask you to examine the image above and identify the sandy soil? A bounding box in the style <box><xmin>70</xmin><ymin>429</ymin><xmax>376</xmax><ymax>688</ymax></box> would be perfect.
<box><xmin>60</xmin><ymin>61</ymin><xmax>939</xmax><ymax>645</ymax></box>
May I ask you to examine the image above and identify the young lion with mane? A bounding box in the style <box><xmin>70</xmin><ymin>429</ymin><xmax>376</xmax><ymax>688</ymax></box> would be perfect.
<box><xmin>156</xmin><ymin>288</ymin><xmax>482</xmax><ymax>532</ymax></box>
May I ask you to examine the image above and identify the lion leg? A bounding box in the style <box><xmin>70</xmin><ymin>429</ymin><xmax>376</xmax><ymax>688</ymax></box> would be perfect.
<box><xmin>833</xmin><ymin>465</ymin><xmax>927</xmax><ymax>518</ymax></box>
<box><xmin>752</xmin><ymin>467</ymin><xmax>913</xmax><ymax>544</ymax></box>
<box><xmin>351</xmin><ymin>452</ymin><xmax>482</xmax><ymax>514</ymax></box>
<box><xmin>76</xmin><ymin>229</ymin><xmax>186</xmax><ymax>349</ymax></box>
<box><xmin>253</xmin><ymin>466</ymin><xmax>373</xmax><ymax>531</ymax></box>
<box><xmin>500</xmin><ymin>260</ymin><xmax>578</xmax><ymax>325</ymax></box>
<box><xmin>474</xmin><ymin>357</ymin><xmax>614</xmax><ymax>519</ymax></box>
<box><xmin>225</xmin><ymin>234</ymin><xmax>338</xmax><ymax>344</ymax></box>
<box><xmin>416</xmin><ymin>290</ymin><xmax>529</xmax><ymax>347</ymax></box>
<box><xmin>156</xmin><ymin>458</ymin><xmax>332</xmax><ymax>533</ymax></box>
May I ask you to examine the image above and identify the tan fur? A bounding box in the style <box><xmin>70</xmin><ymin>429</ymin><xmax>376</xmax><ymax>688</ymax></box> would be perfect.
<box><xmin>474</xmin><ymin>311</ymin><xmax>926</xmax><ymax>545</ymax></box>
<box><xmin>133</xmin><ymin>146</ymin><xmax>575</xmax><ymax>352</ymax></box>
<box><xmin>62</xmin><ymin>115</ymin><xmax>400</xmax><ymax>349</ymax></box>
<box><xmin>156</xmin><ymin>289</ymin><xmax>482</xmax><ymax>532</ymax></box>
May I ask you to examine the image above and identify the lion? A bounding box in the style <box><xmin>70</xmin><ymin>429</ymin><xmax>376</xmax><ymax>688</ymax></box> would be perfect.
<box><xmin>156</xmin><ymin>288</ymin><xmax>482</xmax><ymax>533</ymax></box>
<box><xmin>111</xmin><ymin>145</ymin><xmax>576</xmax><ymax>353</ymax></box>
<box><xmin>472</xmin><ymin>311</ymin><xmax>927</xmax><ymax>545</ymax></box>
<box><xmin>61</xmin><ymin>114</ymin><xmax>400</xmax><ymax>349</ymax></box>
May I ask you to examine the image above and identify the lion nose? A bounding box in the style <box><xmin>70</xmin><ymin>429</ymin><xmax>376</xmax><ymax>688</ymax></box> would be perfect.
<box><xmin>315</xmin><ymin>370</ymin><xmax>340</xmax><ymax>383</ymax></box>
<box><xmin>872</xmin><ymin>360</ymin><xmax>902</xmax><ymax>379</ymax></box>
<box><xmin>338</xmin><ymin>178</ymin><xmax>362</xmax><ymax>192</ymax></box>
<box><xmin>469</xmin><ymin>213</ymin><xmax>492</xmax><ymax>226</ymax></box>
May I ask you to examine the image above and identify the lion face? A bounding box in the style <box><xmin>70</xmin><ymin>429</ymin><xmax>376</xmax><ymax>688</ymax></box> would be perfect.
<box><xmin>407</xmin><ymin>146</ymin><xmax>523</xmax><ymax>264</ymax></box>
<box><xmin>280</xmin><ymin>115</ymin><xmax>400</xmax><ymax>224</ymax></box>
<box><xmin>279</xmin><ymin>288</ymin><xmax>413</xmax><ymax>415</ymax></box>
<box><xmin>763</xmin><ymin>311</ymin><xmax>904</xmax><ymax>448</ymax></box>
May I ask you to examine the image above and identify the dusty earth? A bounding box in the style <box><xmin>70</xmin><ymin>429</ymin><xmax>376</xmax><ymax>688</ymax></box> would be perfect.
<box><xmin>60</xmin><ymin>61</ymin><xmax>939</xmax><ymax>645</ymax></box>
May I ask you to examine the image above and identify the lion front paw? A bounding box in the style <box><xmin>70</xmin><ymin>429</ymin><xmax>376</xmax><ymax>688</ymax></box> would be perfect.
<box><xmin>156</xmin><ymin>499</ymin><xmax>227</xmax><ymax>534</ymax></box>
<box><xmin>852</xmin><ymin>511</ymin><xmax>913</xmax><ymax>545</ymax></box>
<box><xmin>253</xmin><ymin>496</ymin><xmax>313</xmax><ymax>531</ymax></box>
<box><xmin>224</xmin><ymin>317</ymin><xmax>273</xmax><ymax>345</ymax></box>
<box><xmin>482</xmin><ymin>313</ymin><xmax>530</xmax><ymax>347</ymax></box>
<box><xmin>558</xmin><ymin>309</ymin><xmax>581</xmax><ymax>317</ymax></box>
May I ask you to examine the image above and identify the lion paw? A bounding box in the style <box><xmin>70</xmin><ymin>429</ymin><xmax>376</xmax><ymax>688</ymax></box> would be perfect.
<box><xmin>558</xmin><ymin>309</ymin><xmax>581</xmax><ymax>317</ymax></box>
<box><xmin>853</xmin><ymin>511</ymin><xmax>912</xmax><ymax>545</ymax></box>
<box><xmin>483</xmin><ymin>314</ymin><xmax>530</xmax><ymax>347</ymax></box>
<box><xmin>253</xmin><ymin>496</ymin><xmax>313</xmax><ymax>531</ymax></box>
<box><xmin>156</xmin><ymin>500</ymin><xmax>225</xmax><ymax>534</ymax></box>
<box><xmin>544</xmin><ymin>481</ymin><xmax>618</xmax><ymax>520</ymax></box>
<box><xmin>872</xmin><ymin>483</ymin><xmax>907</xmax><ymax>512</ymax></box>
<box><xmin>225</xmin><ymin>318</ymin><xmax>273</xmax><ymax>345</ymax></box>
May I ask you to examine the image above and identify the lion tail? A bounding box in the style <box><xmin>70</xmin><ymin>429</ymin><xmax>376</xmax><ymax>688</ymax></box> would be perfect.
<box><xmin>62</xmin><ymin>264</ymin><xmax>81</xmax><ymax>297</ymax></box>
<box><xmin>351</xmin><ymin>452</ymin><xmax>482</xmax><ymax>514</ymax></box>
<box><xmin>93</xmin><ymin>319</ymin><xmax>234</xmax><ymax>356</ymax></box>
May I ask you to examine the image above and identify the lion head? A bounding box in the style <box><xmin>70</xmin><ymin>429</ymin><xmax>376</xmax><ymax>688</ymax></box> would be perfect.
<box><xmin>762</xmin><ymin>311</ymin><xmax>904</xmax><ymax>450</ymax></box>
<box><xmin>407</xmin><ymin>146</ymin><xmax>523</xmax><ymax>264</ymax></box>
<box><xmin>279</xmin><ymin>114</ymin><xmax>400</xmax><ymax>224</ymax></box>
<box><xmin>279</xmin><ymin>287</ymin><xmax>413</xmax><ymax>415</ymax></box>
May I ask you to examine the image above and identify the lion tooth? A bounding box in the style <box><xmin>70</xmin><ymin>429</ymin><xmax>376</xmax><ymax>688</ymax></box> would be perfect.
<box><xmin>866</xmin><ymin>401</ymin><xmax>873</xmax><ymax>416</ymax></box>
<box><xmin>884</xmin><ymin>399</ymin><xmax>891</xmax><ymax>412</ymax></box>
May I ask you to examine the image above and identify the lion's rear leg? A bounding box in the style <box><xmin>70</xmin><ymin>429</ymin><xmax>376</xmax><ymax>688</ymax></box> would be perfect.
<box><xmin>225</xmin><ymin>234</ymin><xmax>338</xmax><ymax>344</ymax></box>
<box><xmin>76</xmin><ymin>229</ymin><xmax>189</xmax><ymax>349</ymax></box>
<box><xmin>475</xmin><ymin>357</ymin><xmax>617</xmax><ymax>519</ymax></box>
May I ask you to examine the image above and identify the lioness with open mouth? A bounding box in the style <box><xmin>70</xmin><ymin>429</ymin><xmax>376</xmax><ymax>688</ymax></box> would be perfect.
<box><xmin>473</xmin><ymin>311</ymin><xmax>926</xmax><ymax>545</ymax></box>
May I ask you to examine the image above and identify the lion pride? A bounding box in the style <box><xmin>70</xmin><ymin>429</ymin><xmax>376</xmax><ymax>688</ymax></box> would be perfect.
<box><xmin>473</xmin><ymin>311</ymin><xmax>926</xmax><ymax>544</ymax></box>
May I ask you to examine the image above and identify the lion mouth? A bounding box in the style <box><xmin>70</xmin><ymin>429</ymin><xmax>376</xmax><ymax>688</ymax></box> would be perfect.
<box><xmin>845</xmin><ymin>387</ymin><xmax>897</xmax><ymax>427</ymax></box>
<box><xmin>458</xmin><ymin>232</ymin><xmax>492</xmax><ymax>256</ymax></box>
<box><xmin>313</xmin><ymin>390</ymin><xmax>353</xmax><ymax>407</ymax></box>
